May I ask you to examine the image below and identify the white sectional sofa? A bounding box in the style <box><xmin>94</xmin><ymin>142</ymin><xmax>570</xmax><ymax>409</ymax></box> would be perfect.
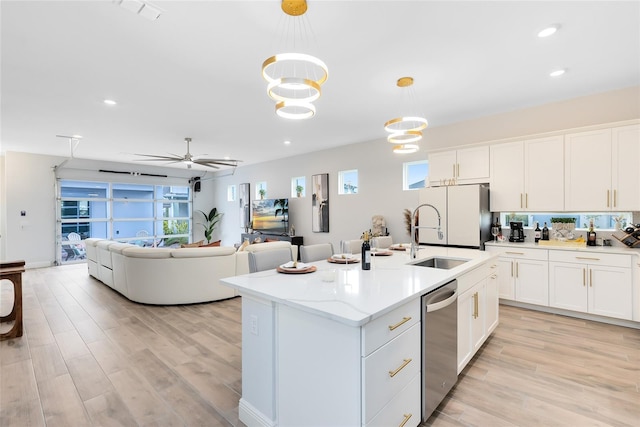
<box><xmin>84</xmin><ymin>239</ymin><xmax>297</xmax><ymax>305</ymax></box>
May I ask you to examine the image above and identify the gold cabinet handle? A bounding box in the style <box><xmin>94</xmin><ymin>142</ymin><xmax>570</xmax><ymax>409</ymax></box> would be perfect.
<box><xmin>510</xmin><ymin>260</ymin><xmax>514</xmax><ymax>277</ymax></box>
<box><xmin>583</xmin><ymin>268</ymin><xmax>586</xmax><ymax>287</ymax></box>
<box><xmin>520</xmin><ymin>193</ymin><xmax>523</xmax><ymax>209</ymax></box>
<box><xmin>506</xmin><ymin>251</ymin><xmax>525</xmax><ymax>255</ymax></box>
<box><xmin>388</xmin><ymin>316</ymin><xmax>411</xmax><ymax>331</ymax></box>
<box><xmin>473</xmin><ymin>292</ymin><xmax>479</xmax><ymax>319</ymax></box>
<box><xmin>576</xmin><ymin>256</ymin><xmax>600</xmax><ymax>261</ymax></box>
<box><xmin>590</xmin><ymin>269</ymin><xmax>593</xmax><ymax>287</ymax></box>
<box><xmin>453</xmin><ymin>164</ymin><xmax>456</xmax><ymax>178</ymax></box>
<box><xmin>490</xmin><ymin>274</ymin><xmax>497</xmax><ymax>279</ymax></box>
<box><xmin>614</xmin><ymin>189</ymin><xmax>617</xmax><ymax>207</ymax></box>
<box><xmin>389</xmin><ymin>358</ymin><xmax>412</xmax><ymax>378</ymax></box>
<box><xmin>607</xmin><ymin>190</ymin><xmax>610</xmax><ymax>208</ymax></box>
<box><xmin>515</xmin><ymin>262</ymin><xmax>519</xmax><ymax>278</ymax></box>
<box><xmin>399</xmin><ymin>413</ymin><xmax>413</xmax><ymax>427</ymax></box>
<box><xmin>456</xmin><ymin>163</ymin><xmax>460</xmax><ymax>178</ymax></box>
<box><xmin>526</xmin><ymin>193</ymin><xmax>528</xmax><ymax>209</ymax></box>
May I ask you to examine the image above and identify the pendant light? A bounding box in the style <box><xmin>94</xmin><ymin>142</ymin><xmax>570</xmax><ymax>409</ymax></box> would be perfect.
<box><xmin>261</xmin><ymin>0</ymin><xmax>328</xmax><ymax>120</ymax></box>
<box><xmin>385</xmin><ymin>77</ymin><xmax>427</xmax><ymax>153</ymax></box>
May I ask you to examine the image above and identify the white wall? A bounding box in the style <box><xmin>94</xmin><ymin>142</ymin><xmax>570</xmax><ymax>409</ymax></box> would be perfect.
<box><xmin>1</xmin><ymin>86</ymin><xmax>638</xmax><ymax>266</ymax></box>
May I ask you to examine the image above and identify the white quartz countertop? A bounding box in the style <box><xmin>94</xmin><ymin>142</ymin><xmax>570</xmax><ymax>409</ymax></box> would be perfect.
<box><xmin>485</xmin><ymin>241</ymin><xmax>640</xmax><ymax>258</ymax></box>
<box><xmin>221</xmin><ymin>246</ymin><xmax>496</xmax><ymax>327</ymax></box>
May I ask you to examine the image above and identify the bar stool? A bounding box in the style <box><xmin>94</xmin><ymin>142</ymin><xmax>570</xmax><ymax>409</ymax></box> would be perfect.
<box><xmin>1</xmin><ymin>260</ymin><xmax>25</xmax><ymax>340</ymax></box>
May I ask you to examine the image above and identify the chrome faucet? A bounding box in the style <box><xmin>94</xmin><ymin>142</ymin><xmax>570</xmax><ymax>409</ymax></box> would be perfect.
<box><xmin>410</xmin><ymin>203</ymin><xmax>444</xmax><ymax>259</ymax></box>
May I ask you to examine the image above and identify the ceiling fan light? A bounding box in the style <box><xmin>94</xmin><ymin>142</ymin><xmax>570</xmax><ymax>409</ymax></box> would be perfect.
<box><xmin>392</xmin><ymin>144</ymin><xmax>420</xmax><ymax>154</ymax></box>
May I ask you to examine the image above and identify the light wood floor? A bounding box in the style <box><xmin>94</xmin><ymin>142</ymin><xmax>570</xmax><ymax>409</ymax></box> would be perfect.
<box><xmin>1</xmin><ymin>263</ymin><xmax>639</xmax><ymax>427</ymax></box>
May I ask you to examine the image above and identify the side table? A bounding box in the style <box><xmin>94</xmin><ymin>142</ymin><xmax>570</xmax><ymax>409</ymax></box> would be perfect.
<box><xmin>1</xmin><ymin>260</ymin><xmax>25</xmax><ymax>340</ymax></box>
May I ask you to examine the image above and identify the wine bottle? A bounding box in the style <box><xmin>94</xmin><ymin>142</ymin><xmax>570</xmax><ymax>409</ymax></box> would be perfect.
<box><xmin>534</xmin><ymin>222</ymin><xmax>541</xmax><ymax>243</ymax></box>
<box><xmin>587</xmin><ymin>219</ymin><xmax>597</xmax><ymax>246</ymax></box>
<box><xmin>361</xmin><ymin>238</ymin><xmax>371</xmax><ymax>270</ymax></box>
<box><xmin>496</xmin><ymin>217</ymin><xmax>502</xmax><ymax>238</ymax></box>
<box><xmin>542</xmin><ymin>222</ymin><xmax>549</xmax><ymax>241</ymax></box>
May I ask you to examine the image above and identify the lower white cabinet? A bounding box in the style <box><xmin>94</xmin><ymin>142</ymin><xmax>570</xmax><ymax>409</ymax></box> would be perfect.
<box><xmin>457</xmin><ymin>262</ymin><xmax>499</xmax><ymax>374</ymax></box>
<box><xmin>486</xmin><ymin>247</ymin><xmax>549</xmax><ymax>306</ymax></box>
<box><xmin>549</xmin><ymin>250</ymin><xmax>633</xmax><ymax>320</ymax></box>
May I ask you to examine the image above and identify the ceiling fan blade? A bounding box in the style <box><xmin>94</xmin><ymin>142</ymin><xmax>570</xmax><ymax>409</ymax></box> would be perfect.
<box><xmin>134</xmin><ymin>154</ymin><xmax>183</xmax><ymax>161</ymax></box>
<box><xmin>195</xmin><ymin>158</ymin><xmax>243</xmax><ymax>163</ymax></box>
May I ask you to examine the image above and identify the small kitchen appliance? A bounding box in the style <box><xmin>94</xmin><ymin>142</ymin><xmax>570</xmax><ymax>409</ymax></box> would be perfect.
<box><xmin>509</xmin><ymin>221</ymin><xmax>525</xmax><ymax>242</ymax></box>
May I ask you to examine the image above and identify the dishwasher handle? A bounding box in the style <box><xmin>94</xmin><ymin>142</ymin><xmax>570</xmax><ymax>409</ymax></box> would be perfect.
<box><xmin>425</xmin><ymin>289</ymin><xmax>457</xmax><ymax>313</ymax></box>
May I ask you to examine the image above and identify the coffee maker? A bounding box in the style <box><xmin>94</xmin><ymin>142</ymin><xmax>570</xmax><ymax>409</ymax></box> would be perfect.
<box><xmin>509</xmin><ymin>221</ymin><xmax>525</xmax><ymax>242</ymax></box>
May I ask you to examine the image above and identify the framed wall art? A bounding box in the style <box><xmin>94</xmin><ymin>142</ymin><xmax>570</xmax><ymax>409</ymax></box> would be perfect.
<box><xmin>312</xmin><ymin>173</ymin><xmax>329</xmax><ymax>232</ymax></box>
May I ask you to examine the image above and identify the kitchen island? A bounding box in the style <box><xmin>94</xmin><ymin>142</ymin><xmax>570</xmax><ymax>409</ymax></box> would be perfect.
<box><xmin>221</xmin><ymin>246</ymin><xmax>498</xmax><ymax>427</ymax></box>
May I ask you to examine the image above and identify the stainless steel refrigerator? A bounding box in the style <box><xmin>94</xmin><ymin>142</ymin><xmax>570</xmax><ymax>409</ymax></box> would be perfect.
<box><xmin>418</xmin><ymin>184</ymin><xmax>491</xmax><ymax>249</ymax></box>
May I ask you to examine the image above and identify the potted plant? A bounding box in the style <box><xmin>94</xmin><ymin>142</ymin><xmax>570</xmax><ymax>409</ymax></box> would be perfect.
<box><xmin>295</xmin><ymin>185</ymin><xmax>304</xmax><ymax>197</ymax></box>
<box><xmin>197</xmin><ymin>207</ymin><xmax>223</xmax><ymax>244</ymax></box>
<box><xmin>259</xmin><ymin>188</ymin><xmax>266</xmax><ymax>200</ymax></box>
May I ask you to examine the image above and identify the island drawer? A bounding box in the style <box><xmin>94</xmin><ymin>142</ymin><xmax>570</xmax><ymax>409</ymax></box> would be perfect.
<box><xmin>362</xmin><ymin>299</ymin><xmax>420</xmax><ymax>356</ymax></box>
<box><xmin>362</xmin><ymin>323</ymin><xmax>420</xmax><ymax>424</ymax></box>
<box><xmin>549</xmin><ymin>250</ymin><xmax>631</xmax><ymax>267</ymax></box>
<box><xmin>365</xmin><ymin>372</ymin><xmax>420</xmax><ymax>427</ymax></box>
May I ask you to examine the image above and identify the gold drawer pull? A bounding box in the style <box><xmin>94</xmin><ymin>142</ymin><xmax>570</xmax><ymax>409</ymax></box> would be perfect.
<box><xmin>583</xmin><ymin>268</ymin><xmax>586</xmax><ymax>287</ymax></box>
<box><xmin>576</xmin><ymin>256</ymin><xmax>600</xmax><ymax>261</ymax></box>
<box><xmin>399</xmin><ymin>413</ymin><xmax>413</xmax><ymax>427</ymax></box>
<box><xmin>490</xmin><ymin>274</ymin><xmax>497</xmax><ymax>279</ymax></box>
<box><xmin>506</xmin><ymin>251</ymin><xmax>525</xmax><ymax>255</ymax></box>
<box><xmin>389</xmin><ymin>358</ymin><xmax>412</xmax><ymax>377</ymax></box>
<box><xmin>388</xmin><ymin>316</ymin><xmax>411</xmax><ymax>331</ymax></box>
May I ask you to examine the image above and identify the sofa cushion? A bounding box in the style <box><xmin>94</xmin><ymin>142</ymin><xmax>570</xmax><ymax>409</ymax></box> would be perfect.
<box><xmin>108</xmin><ymin>242</ymin><xmax>135</xmax><ymax>254</ymax></box>
<box><xmin>121</xmin><ymin>246</ymin><xmax>173</xmax><ymax>259</ymax></box>
<box><xmin>171</xmin><ymin>246</ymin><xmax>236</xmax><ymax>258</ymax></box>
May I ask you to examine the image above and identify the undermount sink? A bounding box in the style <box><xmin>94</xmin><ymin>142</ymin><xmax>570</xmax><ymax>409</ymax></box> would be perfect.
<box><xmin>411</xmin><ymin>257</ymin><xmax>469</xmax><ymax>270</ymax></box>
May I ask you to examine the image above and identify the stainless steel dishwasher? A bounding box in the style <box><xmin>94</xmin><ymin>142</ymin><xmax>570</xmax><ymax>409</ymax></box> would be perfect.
<box><xmin>422</xmin><ymin>279</ymin><xmax>458</xmax><ymax>422</ymax></box>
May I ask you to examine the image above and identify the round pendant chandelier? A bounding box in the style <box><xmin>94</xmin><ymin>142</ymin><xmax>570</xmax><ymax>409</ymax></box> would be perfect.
<box><xmin>261</xmin><ymin>1</ymin><xmax>328</xmax><ymax>120</ymax></box>
<box><xmin>384</xmin><ymin>77</ymin><xmax>428</xmax><ymax>153</ymax></box>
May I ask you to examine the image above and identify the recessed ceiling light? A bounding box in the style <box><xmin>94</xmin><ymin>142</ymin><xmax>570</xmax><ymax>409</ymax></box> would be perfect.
<box><xmin>538</xmin><ymin>25</ymin><xmax>559</xmax><ymax>38</ymax></box>
<box><xmin>284</xmin><ymin>140</ymin><xmax>291</xmax><ymax>145</ymax></box>
<box><xmin>104</xmin><ymin>99</ymin><xmax>117</xmax><ymax>105</ymax></box>
<box><xmin>550</xmin><ymin>69</ymin><xmax>566</xmax><ymax>77</ymax></box>
<box><xmin>224</xmin><ymin>156</ymin><xmax>230</xmax><ymax>160</ymax></box>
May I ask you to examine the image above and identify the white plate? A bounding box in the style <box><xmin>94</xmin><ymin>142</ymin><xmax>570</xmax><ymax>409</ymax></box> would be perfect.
<box><xmin>331</xmin><ymin>254</ymin><xmax>355</xmax><ymax>260</ymax></box>
<box><xmin>280</xmin><ymin>261</ymin><xmax>310</xmax><ymax>270</ymax></box>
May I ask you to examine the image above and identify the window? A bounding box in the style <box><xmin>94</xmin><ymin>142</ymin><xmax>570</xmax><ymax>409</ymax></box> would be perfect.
<box><xmin>256</xmin><ymin>181</ymin><xmax>267</xmax><ymax>199</ymax></box>
<box><xmin>499</xmin><ymin>212</ymin><xmax>633</xmax><ymax>230</ymax></box>
<box><xmin>291</xmin><ymin>176</ymin><xmax>305</xmax><ymax>198</ymax></box>
<box><xmin>403</xmin><ymin>160</ymin><xmax>428</xmax><ymax>190</ymax></box>
<box><xmin>58</xmin><ymin>180</ymin><xmax>191</xmax><ymax>264</ymax></box>
<box><xmin>227</xmin><ymin>184</ymin><xmax>236</xmax><ymax>202</ymax></box>
<box><xmin>338</xmin><ymin>170</ymin><xmax>358</xmax><ymax>194</ymax></box>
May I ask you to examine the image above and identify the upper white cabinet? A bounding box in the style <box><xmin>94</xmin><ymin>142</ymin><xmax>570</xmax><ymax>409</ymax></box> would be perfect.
<box><xmin>565</xmin><ymin>125</ymin><xmax>640</xmax><ymax>211</ymax></box>
<box><xmin>429</xmin><ymin>146</ymin><xmax>489</xmax><ymax>186</ymax></box>
<box><xmin>490</xmin><ymin>136</ymin><xmax>564</xmax><ymax>212</ymax></box>
<box><xmin>612</xmin><ymin>124</ymin><xmax>640</xmax><ymax>211</ymax></box>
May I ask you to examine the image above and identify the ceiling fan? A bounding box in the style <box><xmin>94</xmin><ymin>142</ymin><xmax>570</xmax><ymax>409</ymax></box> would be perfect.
<box><xmin>134</xmin><ymin>137</ymin><xmax>242</xmax><ymax>169</ymax></box>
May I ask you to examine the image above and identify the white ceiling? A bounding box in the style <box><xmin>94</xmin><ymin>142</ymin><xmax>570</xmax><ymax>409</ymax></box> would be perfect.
<box><xmin>2</xmin><ymin>1</ymin><xmax>639</xmax><ymax>171</ymax></box>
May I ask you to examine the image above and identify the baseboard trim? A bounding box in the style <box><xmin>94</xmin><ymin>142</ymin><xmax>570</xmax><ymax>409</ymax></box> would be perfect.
<box><xmin>238</xmin><ymin>398</ymin><xmax>276</xmax><ymax>427</ymax></box>
<box><xmin>500</xmin><ymin>299</ymin><xmax>640</xmax><ymax>329</ymax></box>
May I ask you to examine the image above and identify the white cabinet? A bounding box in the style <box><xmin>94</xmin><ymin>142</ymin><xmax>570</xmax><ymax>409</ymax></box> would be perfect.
<box><xmin>565</xmin><ymin>125</ymin><xmax>640</xmax><ymax>211</ymax></box>
<box><xmin>490</xmin><ymin>136</ymin><xmax>564</xmax><ymax>212</ymax></box>
<box><xmin>457</xmin><ymin>262</ymin><xmax>498</xmax><ymax>374</ymax></box>
<box><xmin>549</xmin><ymin>251</ymin><xmax>633</xmax><ymax>320</ymax></box>
<box><xmin>612</xmin><ymin>124</ymin><xmax>640</xmax><ymax>211</ymax></box>
<box><xmin>485</xmin><ymin>246</ymin><xmax>549</xmax><ymax>306</ymax></box>
<box><xmin>428</xmin><ymin>146</ymin><xmax>489</xmax><ymax>186</ymax></box>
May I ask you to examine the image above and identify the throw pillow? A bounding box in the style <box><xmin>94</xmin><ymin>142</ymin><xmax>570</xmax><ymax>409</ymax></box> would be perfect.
<box><xmin>181</xmin><ymin>240</ymin><xmax>204</xmax><ymax>248</ymax></box>
<box><xmin>265</xmin><ymin>238</ymin><xmax>279</xmax><ymax>242</ymax></box>
<box><xmin>200</xmin><ymin>240</ymin><xmax>221</xmax><ymax>247</ymax></box>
